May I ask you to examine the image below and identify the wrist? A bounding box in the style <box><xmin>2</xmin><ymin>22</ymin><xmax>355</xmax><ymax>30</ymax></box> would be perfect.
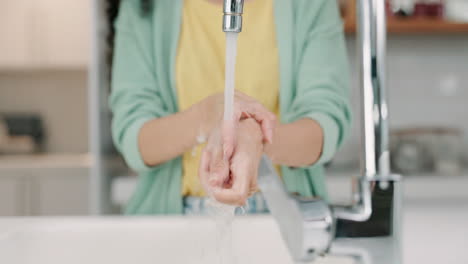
<box><xmin>193</xmin><ymin>97</ymin><xmax>219</xmax><ymax>137</ymax></box>
<box><xmin>188</xmin><ymin>101</ymin><xmax>205</xmax><ymax>134</ymax></box>
<box><xmin>264</xmin><ymin>123</ymin><xmax>281</xmax><ymax>163</ymax></box>
<box><xmin>183</xmin><ymin>105</ymin><xmax>205</xmax><ymax>147</ymax></box>
<box><xmin>239</xmin><ymin>118</ymin><xmax>264</xmax><ymax>150</ymax></box>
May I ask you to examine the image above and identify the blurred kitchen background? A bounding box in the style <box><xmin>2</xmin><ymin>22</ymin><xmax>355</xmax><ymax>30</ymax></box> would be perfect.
<box><xmin>0</xmin><ymin>0</ymin><xmax>467</xmax><ymax>216</ymax></box>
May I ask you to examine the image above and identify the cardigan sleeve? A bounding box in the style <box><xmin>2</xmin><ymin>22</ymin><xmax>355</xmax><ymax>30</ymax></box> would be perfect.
<box><xmin>110</xmin><ymin>0</ymin><xmax>168</xmax><ymax>172</ymax></box>
<box><xmin>287</xmin><ymin>0</ymin><xmax>352</xmax><ymax>168</ymax></box>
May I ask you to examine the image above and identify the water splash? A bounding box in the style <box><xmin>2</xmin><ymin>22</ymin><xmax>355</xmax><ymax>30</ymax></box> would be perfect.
<box><xmin>206</xmin><ymin>198</ymin><xmax>237</xmax><ymax>264</ymax></box>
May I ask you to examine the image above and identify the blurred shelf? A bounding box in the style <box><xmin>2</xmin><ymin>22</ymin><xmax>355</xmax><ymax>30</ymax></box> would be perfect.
<box><xmin>341</xmin><ymin>0</ymin><xmax>468</xmax><ymax>34</ymax></box>
<box><xmin>0</xmin><ymin>153</ymin><xmax>92</xmax><ymax>170</ymax></box>
<box><xmin>345</xmin><ymin>17</ymin><xmax>468</xmax><ymax>34</ymax></box>
<box><xmin>0</xmin><ymin>66</ymin><xmax>88</xmax><ymax>73</ymax></box>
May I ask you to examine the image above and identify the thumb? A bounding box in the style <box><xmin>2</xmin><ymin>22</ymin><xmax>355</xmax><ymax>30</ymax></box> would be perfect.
<box><xmin>208</xmin><ymin>141</ymin><xmax>230</xmax><ymax>188</ymax></box>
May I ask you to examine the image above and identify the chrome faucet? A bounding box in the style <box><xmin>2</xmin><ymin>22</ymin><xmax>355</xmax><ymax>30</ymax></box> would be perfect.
<box><xmin>258</xmin><ymin>156</ymin><xmax>335</xmax><ymax>261</ymax></box>
<box><xmin>223</xmin><ymin>0</ymin><xmax>403</xmax><ymax>263</ymax></box>
<box><xmin>223</xmin><ymin>0</ymin><xmax>244</xmax><ymax>33</ymax></box>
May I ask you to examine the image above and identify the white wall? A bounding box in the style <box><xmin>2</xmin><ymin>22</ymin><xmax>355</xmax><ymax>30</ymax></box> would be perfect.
<box><xmin>333</xmin><ymin>35</ymin><xmax>468</xmax><ymax>168</ymax></box>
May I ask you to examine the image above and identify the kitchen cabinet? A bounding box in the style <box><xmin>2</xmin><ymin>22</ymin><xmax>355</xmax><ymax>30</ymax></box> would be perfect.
<box><xmin>0</xmin><ymin>158</ymin><xmax>90</xmax><ymax>216</ymax></box>
<box><xmin>0</xmin><ymin>0</ymin><xmax>34</xmax><ymax>68</ymax></box>
<box><xmin>0</xmin><ymin>0</ymin><xmax>90</xmax><ymax>69</ymax></box>
<box><xmin>31</xmin><ymin>169</ymin><xmax>89</xmax><ymax>216</ymax></box>
<box><xmin>0</xmin><ymin>176</ymin><xmax>25</xmax><ymax>216</ymax></box>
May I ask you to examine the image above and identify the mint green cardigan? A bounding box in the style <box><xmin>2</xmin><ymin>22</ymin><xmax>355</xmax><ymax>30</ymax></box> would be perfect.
<box><xmin>110</xmin><ymin>0</ymin><xmax>351</xmax><ymax>214</ymax></box>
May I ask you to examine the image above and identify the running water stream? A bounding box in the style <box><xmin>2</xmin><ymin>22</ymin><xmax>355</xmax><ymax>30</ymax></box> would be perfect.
<box><xmin>205</xmin><ymin>31</ymin><xmax>240</xmax><ymax>264</ymax></box>
<box><xmin>224</xmin><ymin>32</ymin><xmax>239</xmax><ymax>122</ymax></box>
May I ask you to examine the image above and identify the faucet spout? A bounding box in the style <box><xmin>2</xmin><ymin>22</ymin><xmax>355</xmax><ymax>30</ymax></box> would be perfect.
<box><xmin>225</xmin><ymin>0</ymin><xmax>402</xmax><ymax>263</ymax></box>
<box><xmin>223</xmin><ymin>0</ymin><xmax>244</xmax><ymax>33</ymax></box>
<box><xmin>258</xmin><ymin>156</ymin><xmax>334</xmax><ymax>262</ymax></box>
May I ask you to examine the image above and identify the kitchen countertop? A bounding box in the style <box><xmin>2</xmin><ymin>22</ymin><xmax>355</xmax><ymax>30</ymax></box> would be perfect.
<box><xmin>0</xmin><ymin>153</ymin><xmax>92</xmax><ymax>170</ymax></box>
<box><xmin>402</xmin><ymin>200</ymin><xmax>468</xmax><ymax>264</ymax></box>
<box><xmin>325</xmin><ymin>172</ymin><xmax>468</xmax><ymax>203</ymax></box>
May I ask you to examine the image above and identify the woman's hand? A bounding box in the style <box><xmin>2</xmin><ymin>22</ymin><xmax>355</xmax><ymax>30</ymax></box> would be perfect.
<box><xmin>194</xmin><ymin>91</ymin><xmax>276</xmax><ymax>159</ymax></box>
<box><xmin>199</xmin><ymin>118</ymin><xmax>264</xmax><ymax>206</ymax></box>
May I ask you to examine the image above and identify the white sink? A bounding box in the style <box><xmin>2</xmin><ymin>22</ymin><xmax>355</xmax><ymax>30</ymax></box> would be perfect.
<box><xmin>0</xmin><ymin>216</ymin><xmax>353</xmax><ymax>264</ymax></box>
<box><xmin>1</xmin><ymin>202</ymin><xmax>467</xmax><ymax>264</ymax></box>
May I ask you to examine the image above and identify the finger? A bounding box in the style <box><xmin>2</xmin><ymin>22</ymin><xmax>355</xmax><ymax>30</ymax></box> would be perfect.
<box><xmin>212</xmin><ymin>188</ymin><xmax>247</xmax><ymax>206</ymax></box>
<box><xmin>200</xmin><ymin>149</ymin><xmax>211</xmax><ymax>172</ymax></box>
<box><xmin>234</xmin><ymin>145</ymin><xmax>262</xmax><ymax>198</ymax></box>
<box><xmin>208</xmin><ymin>141</ymin><xmax>230</xmax><ymax>187</ymax></box>
<box><xmin>223</xmin><ymin>173</ymin><xmax>234</xmax><ymax>189</ymax></box>
<box><xmin>232</xmin><ymin>165</ymin><xmax>250</xmax><ymax>197</ymax></box>
<box><xmin>233</xmin><ymin>99</ymin><xmax>276</xmax><ymax>144</ymax></box>
<box><xmin>243</xmin><ymin>103</ymin><xmax>277</xmax><ymax>144</ymax></box>
<box><xmin>230</xmin><ymin>157</ymin><xmax>251</xmax><ymax>202</ymax></box>
<box><xmin>234</xmin><ymin>91</ymin><xmax>277</xmax><ymax>128</ymax></box>
<box><xmin>211</xmin><ymin>154</ymin><xmax>251</xmax><ymax>206</ymax></box>
<box><xmin>250</xmin><ymin>167</ymin><xmax>259</xmax><ymax>194</ymax></box>
<box><xmin>199</xmin><ymin>150</ymin><xmax>212</xmax><ymax>191</ymax></box>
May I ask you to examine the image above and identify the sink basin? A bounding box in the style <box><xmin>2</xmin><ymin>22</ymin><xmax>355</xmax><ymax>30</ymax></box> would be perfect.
<box><xmin>0</xmin><ymin>216</ymin><xmax>353</xmax><ymax>264</ymax></box>
<box><xmin>1</xmin><ymin>201</ymin><xmax>466</xmax><ymax>264</ymax></box>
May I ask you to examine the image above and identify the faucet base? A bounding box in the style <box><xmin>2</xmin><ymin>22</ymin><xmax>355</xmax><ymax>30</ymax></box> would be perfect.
<box><xmin>336</xmin><ymin>180</ymin><xmax>396</xmax><ymax>238</ymax></box>
<box><xmin>332</xmin><ymin>178</ymin><xmax>403</xmax><ymax>264</ymax></box>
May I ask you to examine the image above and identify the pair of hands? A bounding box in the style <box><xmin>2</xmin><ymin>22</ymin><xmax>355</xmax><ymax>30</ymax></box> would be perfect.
<box><xmin>196</xmin><ymin>92</ymin><xmax>277</xmax><ymax>206</ymax></box>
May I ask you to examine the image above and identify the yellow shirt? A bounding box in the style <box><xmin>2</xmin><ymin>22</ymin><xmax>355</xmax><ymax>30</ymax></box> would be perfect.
<box><xmin>176</xmin><ymin>0</ymin><xmax>280</xmax><ymax>196</ymax></box>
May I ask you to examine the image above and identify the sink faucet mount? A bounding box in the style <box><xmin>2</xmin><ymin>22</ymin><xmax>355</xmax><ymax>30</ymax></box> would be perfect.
<box><xmin>222</xmin><ymin>0</ymin><xmax>403</xmax><ymax>263</ymax></box>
